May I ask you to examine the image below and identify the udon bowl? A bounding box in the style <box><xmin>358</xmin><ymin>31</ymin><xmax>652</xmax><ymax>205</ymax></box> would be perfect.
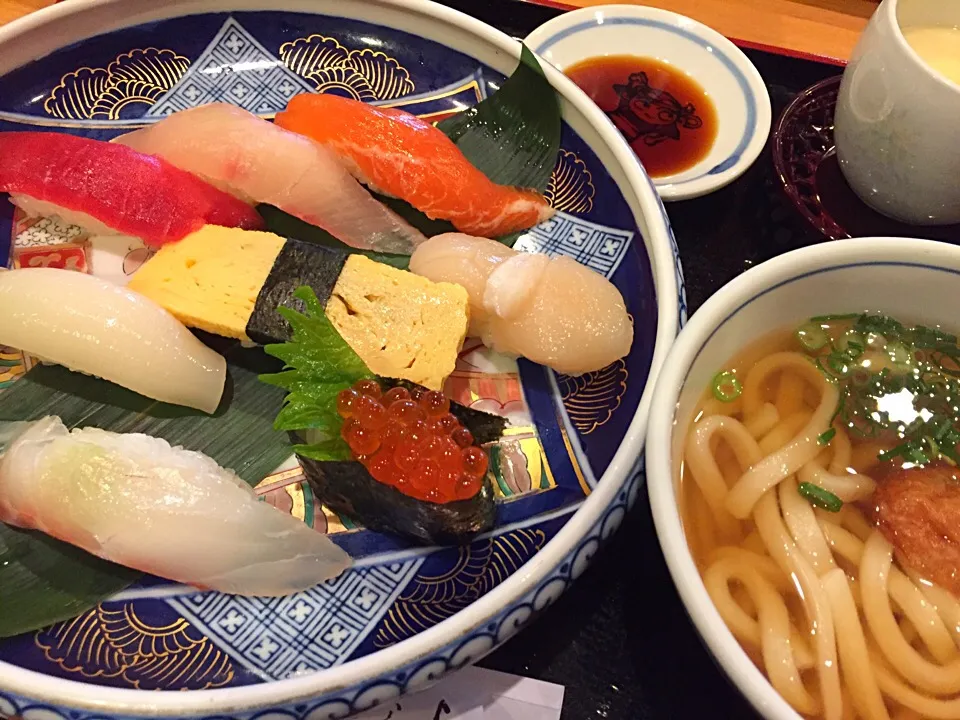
<box><xmin>645</xmin><ymin>237</ymin><xmax>960</xmax><ymax>719</ymax></box>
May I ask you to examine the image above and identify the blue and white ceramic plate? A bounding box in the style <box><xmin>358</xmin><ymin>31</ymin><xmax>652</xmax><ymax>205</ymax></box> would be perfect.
<box><xmin>526</xmin><ymin>4</ymin><xmax>772</xmax><ymax>201</ymax></box>
<box><xmin>0</xmin><ymin>1</ymin><xmax>681</xmax><ymax>718</ymax></box>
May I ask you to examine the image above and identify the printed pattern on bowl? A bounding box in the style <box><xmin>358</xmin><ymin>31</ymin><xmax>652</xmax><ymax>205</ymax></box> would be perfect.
<box><xmin>0</xmin><ymin>6</ymin><xmax>680</xmax><ymax>718</ymax></box>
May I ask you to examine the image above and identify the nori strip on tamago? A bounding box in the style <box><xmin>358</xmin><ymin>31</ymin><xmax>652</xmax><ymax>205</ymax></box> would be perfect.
<box><xmin>246</xmin><ymin>238</ymin><xmax>349</xmax><ymax>346</ymax></box>
<box><xmin>298</xmin><ymin>383</ymin><xmax>506</xmax><ymax>545</ymax></box>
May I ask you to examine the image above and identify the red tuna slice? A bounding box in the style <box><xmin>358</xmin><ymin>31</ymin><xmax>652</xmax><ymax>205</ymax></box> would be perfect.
<box><xmin>0</xmin><ymin>132</ymin><xmax>264</xmax><ymax>246</ymax></box>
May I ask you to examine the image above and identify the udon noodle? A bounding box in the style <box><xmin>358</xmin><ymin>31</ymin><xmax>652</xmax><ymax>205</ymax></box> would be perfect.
<box><xmin>681</xmin><ymin>317</ymin><xmax>960</xmax><ymax>720</ymax></box>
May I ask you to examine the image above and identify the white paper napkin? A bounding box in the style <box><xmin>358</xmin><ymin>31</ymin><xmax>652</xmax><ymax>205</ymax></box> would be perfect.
<box><xmin>352</xmin><ymin>666</ymin><xmax>564</xmax><ymax>720</ymax></box>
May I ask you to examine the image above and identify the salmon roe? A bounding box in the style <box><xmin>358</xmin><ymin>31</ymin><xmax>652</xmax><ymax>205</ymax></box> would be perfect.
<box><xmin>336</xmin><ymin>381</ymin><xmax>489</xmax><ymax>503</ymax></box>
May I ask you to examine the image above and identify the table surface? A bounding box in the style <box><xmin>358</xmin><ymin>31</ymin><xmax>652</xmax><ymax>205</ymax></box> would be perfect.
<box><xmin>1</xmin><ymin>0</ymin><xmax>873</xmax><ymax>60</ymax></box>
<box><xmin>0</xmin><ymin>1</ymin><xmax>865</xmax><ymax>719</ymax></box>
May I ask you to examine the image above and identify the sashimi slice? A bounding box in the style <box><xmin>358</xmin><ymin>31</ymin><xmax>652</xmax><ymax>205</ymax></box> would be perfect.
<box><xmin>115</xmin><ymin>104</ymin><xmax>428</xmax><ymax>254</ymax></box>
<box><xmin>0</xmin><ymin>131</ymin><xmax>263</xmax><ymax>246</ymax></box>
<box><xmin>275</xmin><ymin>94</ymin><xmax>555</xmax><ymax>238</ymax></box>
<box><xmin>0</xmin><ymin>416</ymin><xmax>351</xmax><ymax>596</ymax></box>
<box><xmin>0</xmin><ymin>268</ymin><xmax>225</xmax><ymax>413</ymax></box>
<box><xmin>410</xmin><ymin>233</ymin><xmax>632</xmax><ymax>375</ymax></box>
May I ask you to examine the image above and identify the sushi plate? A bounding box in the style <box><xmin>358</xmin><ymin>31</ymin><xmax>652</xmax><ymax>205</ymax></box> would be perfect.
<box><xmin>0</xmin><ymin>0</ymin><xmax>681</xmax><ymax>718</ymax></box>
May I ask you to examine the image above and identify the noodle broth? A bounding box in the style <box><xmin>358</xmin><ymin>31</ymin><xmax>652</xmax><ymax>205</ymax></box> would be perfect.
<box><xmin>679</xmin><ymin>313</ymin><xmax>960</xmax><ymax>720</ymax></box>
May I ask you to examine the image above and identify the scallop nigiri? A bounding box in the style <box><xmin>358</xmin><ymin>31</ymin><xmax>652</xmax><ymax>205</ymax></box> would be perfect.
<box><xmin>0</xmin><ymin>268</ymin><xmax>225</xmax><ymax>413</ymax></box>
<box><xmin>115</xmin><ymin>104</ymin><xmax>427</xmax><ymax>254</ymax></box>
<box><xmin>410</xmin><ymin>234</ymin><xmax>632</xmax><ymax>375</ymax></box>
<box><xmin>275</xmin><ymin>94</ymin><xmax>555</xmax><ymax>238</ymax></box>
<box><xmin>0</xmin><ymin>131</ymin><xmax>263</xmax><ymax>246</ymax></box>
<box><xmin>0</xmin><ymin>416</ymin><xmax>350</xmax><ymax>596</ymax></box>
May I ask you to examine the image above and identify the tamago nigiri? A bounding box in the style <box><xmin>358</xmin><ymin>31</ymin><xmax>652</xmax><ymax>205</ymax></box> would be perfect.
<box><xmin>410</xmin><ymin>234</ymin><xmax>633</xmax><ymax>375</ymax></box>
<box><xmin>0</xmin><ymin>417</ymin><xmax>351</xmax><ymax>596</ymax></box>
<box><xmin>0</xmin><ymin>132</ymin><xmax>263</xmax><ymax>246</ymax></box>
<box><xmin>115</xmin><ymin>104</ymin><xmax>427</xmax><ymax>254</ymax></box>
<box><xmin>275</xmin><ymin>94</ymin><xmax>555</xmax><ymax>238</ymax></box>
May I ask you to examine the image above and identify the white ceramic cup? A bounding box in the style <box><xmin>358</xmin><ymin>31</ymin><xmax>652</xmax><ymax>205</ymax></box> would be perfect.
<box><xmin>834</xmin><ymin>0</ymin><xmax>960</xmax><ymax>226</ymax></box>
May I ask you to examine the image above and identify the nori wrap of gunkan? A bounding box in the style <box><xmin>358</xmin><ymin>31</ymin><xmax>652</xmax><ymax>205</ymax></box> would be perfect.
<box><xmin>298</xmin><ymin>379</ymin><xmax>507</xmax><ymax>545</ymax></box>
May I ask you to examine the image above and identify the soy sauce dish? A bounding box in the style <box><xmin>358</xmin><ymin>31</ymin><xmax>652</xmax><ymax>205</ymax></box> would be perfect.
<box><xmin>526</xmin><ymin>4</ymin><xmax>771</xmax><ymax>200</ymax></box>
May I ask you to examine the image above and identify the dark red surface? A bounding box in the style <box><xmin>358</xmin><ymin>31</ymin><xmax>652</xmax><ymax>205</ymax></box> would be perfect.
<box><xmin>773</xmin><ymin>76</ymin><xmax>960</xmax><ymax>242</ymax></box>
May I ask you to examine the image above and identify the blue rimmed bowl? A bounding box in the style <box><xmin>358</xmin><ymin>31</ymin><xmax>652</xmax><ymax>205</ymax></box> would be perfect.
<box><xmin>0</xmin><ymin>0</ymin><xmax>681</xmax><ymax>718</ymax></box>
<box><xmin>646</xmin><ymin>237</ymin><xmax>956</xmax><ymax>719</ymax></box>
<box><xmin>525</xmin><ymin>4</ymin><xmax>772</xmax><ymax>201</ymax></box>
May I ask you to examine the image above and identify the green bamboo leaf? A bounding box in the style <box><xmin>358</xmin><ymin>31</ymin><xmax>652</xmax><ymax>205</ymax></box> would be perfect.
<box><xmin>437</xmin><ymin>44</ymin><xmax>560</xmax><ymax>193</ymax></box>
<box><xmin>260</xmin><ymin>44</ymin><xmax>559</xmax><ymax>251</ymax></box>
<box><xmin>256</xmin><ymin>204</ymin><xmax>411</xmax><ymax>270</ymax></box>
<box><xmin>0</xmin><ymin>525</ymin><xmax>139</xmax><ymax>638</ymax></box>
<box><xmin>0</xmin><ymin>354</ymin><xmax>292</xmax><ymax>637</ymax></box>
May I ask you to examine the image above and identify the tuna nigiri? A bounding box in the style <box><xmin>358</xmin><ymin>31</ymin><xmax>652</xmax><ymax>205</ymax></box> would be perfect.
<box><xmin>0</xmin><ymin>268</ymin><xmax>225</xmax><ymax>413</ymax></box>
<box><xmin>275</xmin><ymin>94</ymin><xmax>555</xmax><ymax>238</ymax></box>
<box><xmin>115</xmin><ymin>104</ymin><xmax>427</xmax><ymax>254</ymax></box>
<box><xmin>0</xmin><ymin>416</ymin><xmax>350</xmax><ymax>596</ymax></box>
<box><xmin>0</xmin><ymin>132</ymin><xmax>263</xmax><ymax>246</ymax></box>
<box><xmin>410</xmin><ymin>234</ymin><xmax>632</xmax><ymax>375</ymax></box>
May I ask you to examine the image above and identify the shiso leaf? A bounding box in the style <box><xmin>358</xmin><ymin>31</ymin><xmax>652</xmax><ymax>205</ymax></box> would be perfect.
<box><xmin>260</xmin><ymin>43</ymin><xmax>560</xmax><ymax>251</ymax></box>
<box><xmin>260</xmin><ymin>286</ymin><xmax>373</xmax><ymax>461</ymax></box>
<box><xmin>0</xmin><ymin>355</ymin><xmax>291</xmax><ymax>637</ymax></box>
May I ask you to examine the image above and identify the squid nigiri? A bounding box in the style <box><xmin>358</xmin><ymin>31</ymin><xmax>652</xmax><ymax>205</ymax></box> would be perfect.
<box><xmin>275</xmin><ymin>94</ymin><xmax>555</xmax><ymax>238</ymax></box>
<box><xmin>0</xmin><ymin>416</ymin><xmax>350</xmax><ymax>596</ymax></box>
<box><xmin>0</xmin><ymin>268</ymin><xmax>225</xmax><ymax>413</ymax></box>
<box><xmin>115</xmin><ymin>104</ymin><xmax>427</xmax><ymax>254</ymax></box>
<box><xmin>409</xmin><ymin>234</ymin><xmax>632</xmax><ymax>375</ymax></box>
<box><xmin>0</xmin><ymin>132</ymin><xmax>263</xmax><ymax>246</ymax></box>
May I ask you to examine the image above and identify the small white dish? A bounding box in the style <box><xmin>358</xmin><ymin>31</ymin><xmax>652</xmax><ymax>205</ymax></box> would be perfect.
<box><xmin>645</xmin><ymin>236</ymin><xmax>960</xmax><ymax>719</ymax></box>
<box><xmin>525</xmin><ymin>4</ymin><xmax>772</xmax><ymax>201</ymax></box>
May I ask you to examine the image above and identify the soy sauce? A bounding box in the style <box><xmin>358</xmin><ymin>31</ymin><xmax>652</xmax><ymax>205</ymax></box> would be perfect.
<box><xmin>565</xmin><ymin>55</ymin><xmax>718</xmax><ymax>178</ymax></box>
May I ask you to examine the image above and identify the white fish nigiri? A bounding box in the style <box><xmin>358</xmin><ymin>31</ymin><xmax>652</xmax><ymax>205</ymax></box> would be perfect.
<box><xmin>0</xmin><ymin>416</ymin><xmax>351</xmax><ymax>596</ymax></box>
<box><xmin>410</xmin><ymin>234</ymin><xmax>633</xmax><ymax>375</ymax></box>
<box><xmin>0</xmin><ymin>268</ymin><xmax>225</xmax><ymax>413</ymax></box>
<box><xmin>115</xmin><ymin>103</ymin><xmax>428</xmax><ymax>254</ymax></box>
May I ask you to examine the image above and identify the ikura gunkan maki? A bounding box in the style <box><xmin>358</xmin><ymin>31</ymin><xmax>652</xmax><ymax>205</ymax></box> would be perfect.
<box><xmin>336</xmin><ymin>380</ymin><xmax>488</xmax><ymax>504</ymax></box>
<box><xmin>260</xmin><ymin>285</ymin><xmax>504</xmax><ymax>544</ymax></box>
<box><xmin>299</xmin><ymin>377</ymin><xmax>504</xmax><ymax>545</ymax></box>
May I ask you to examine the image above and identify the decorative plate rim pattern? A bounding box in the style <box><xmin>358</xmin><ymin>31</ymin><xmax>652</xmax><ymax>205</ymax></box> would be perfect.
<box><xmin>0</xmin><ymin>0</ymin><xmax>680</xmax><ymax>715</ymax></box>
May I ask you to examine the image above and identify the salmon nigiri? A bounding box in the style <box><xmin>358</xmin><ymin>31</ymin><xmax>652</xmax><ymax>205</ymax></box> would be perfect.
<box><xmin>410</xmin><ymin>234</ymin><xmax>632</xmax><ymax>376</ymax></box>
<box><xmin>116</xmin><ymin>104</ymin><xmax>427</xmax><ymax>254</ymax></box>
<box><xmin>0</xmin><ymin>132</ymin><xmax>263</xmax><ymax>246</ymax></box>
<box><xmin>275</xmin><ymin>94</ymin><xmax>555</xmax><ymax>238</ymax></box>
<box><xmin>0</xmin><ymin>416</ymin><xmax>351</xmax><ymax>596</ymax></box>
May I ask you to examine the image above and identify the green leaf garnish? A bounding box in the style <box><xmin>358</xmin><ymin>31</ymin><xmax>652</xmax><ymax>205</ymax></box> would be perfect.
<box><xmin>818</xmin><ymin>428</ymin><xmax>836</xmax><ymax>445</ymax></box>
<box><xmin>256</xmin><ymin>204</ymin><xmax>411</xmax><ymax>270</ymax></box>
<box><xmin>0</xmin><ymin>356</ymin><xmax>290</xmax><ymax>637</ymax></box>
<box><xmin>259</xmin><ymin>286</ymin><xmax>373</xmax><ymax>461</ymax></box>
<box><xmin>260</xmin><ymin>44</ymin><xmax>560</xmax><ymax>251</ymax></box>
<box><xmin>437</xmin><ymin>44</ymin><xmax>560</xmax><ymax>193</ymax></box>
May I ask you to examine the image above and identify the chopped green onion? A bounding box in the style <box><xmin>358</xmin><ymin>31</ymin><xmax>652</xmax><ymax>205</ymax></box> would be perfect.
<box><xmin>797</xmin><ymin>322</ymin><xmax>829</xmax><ymax>351</ymax></box>
<box><xmin>810</xmin><ymin>313</ymin><xmax>860</xmax><ymax>322</ymax></box>
<box><xmin>818</xmin><ymin>428</ymin><xmax>837</xmax><ymax>445</ymax></box>
<box><xmin>826</xmin><ymin>353</ymin><xmax>853</xmax><ymax>378</ymax></box>
<box><xmin>797</xmin><ymin>482</ymin><xmax>843</xmax><ymax>512</ymax></box>
<box><xmin>712</xmin><ymin>370</ymin><xmax>742</xmax><ymax>403</ymax></box>
<box><xmin>836</xmin><ymin>330</ymin><xmax>865</xmax><ymax>359</ymax></box>
<box><xmin>886</xmin><ymin>342</ymin><xmax>913</xmax><ymax>371</ymax></box>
